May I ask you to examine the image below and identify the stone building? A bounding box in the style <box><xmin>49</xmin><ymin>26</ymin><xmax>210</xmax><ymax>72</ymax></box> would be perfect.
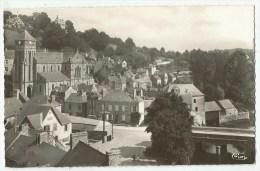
<box><xmin>12</xmin><ymin>30</ymin><xmax>92</xmax><ymax>98</ymax></box>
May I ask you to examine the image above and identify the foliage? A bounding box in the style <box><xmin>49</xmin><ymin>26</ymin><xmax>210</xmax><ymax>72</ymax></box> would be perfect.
<box><xmin>144</xmin><ymin>92</ymin><xmax>194</xmax><ymax>164</ymax></box>
<box><xmin>130</xmin><ymin>112</ymin><xmax>141</xmax><ymax>126</ymax></box>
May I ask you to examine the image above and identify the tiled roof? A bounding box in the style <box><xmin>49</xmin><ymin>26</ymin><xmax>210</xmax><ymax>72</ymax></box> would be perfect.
<box><xmin>38</xmin><ymin>72</ymin><xmax>70</xmax><ymax>82</ymax></box>
<box><xmin>85</xmin><ymin>73</ymin><xmax>93</xmax><ymax>80</ymax></box>
<box><xmin>205</xmin><ymin>101</ymin><xmax>221</xmax><ymax>112</ymax></box>
<box><xmin>100</xmin><ymin>90</ymin><xmax>132</xmax><ymax>103</ymax></box>
<box><xmin>78</xmin><ymin>84</ymin><xmax>97</xmax><ymax>93</ymax></box>
<box><xmin>165</xmin><ymin>84</ymin><xmax>204</xmax><ymax>96</ymax></box>
<box><xmin>16</xmin><ymin>30</ymin><xmax>36</xmax><ymax>41</ymax></box>
<box><xmin>5</xmin><ymin>97</ymin><xmax>23</xmax><ymax>118</ymax></box>
<box><xmin>57</xmin><ymin>141</ymin><xmax>107</xmax><ymax>167</ymax></box>
<box><xmin>27</xmin><ymin>113</ymin><xmax>42</xmax><ymax>130</ymax></box>
<box><xmin>4</xmin><ymin>50</ymin><xmax>15</xmax><ymax>59</ymax></box>
<box><xmin>152</xmin><ymin>75</ymin><xmax>161</xmax><ymax>80</ymax></box>
<box><xmin>65</xmin><ymin>93</ymin><xmax>88</xmax><ymax>103</ymax></box>
<box><xmin>218</xmin><ymin>99</ymin><xmax>235</xmax><ymax>109</ymax></box>
<box><xmin>34</xmin><ymin>52</ymin><xmax>63</xmax><ymax>64</ymax></box>
<box><xmin>136</xmin><ymin>68</ymin><xmax>148</xmax><ymax>73</ymax></box>
<box><xmin>168</xmin><ymin>73</ymin><xmax>176</xmax><ymax>78</ymax></box>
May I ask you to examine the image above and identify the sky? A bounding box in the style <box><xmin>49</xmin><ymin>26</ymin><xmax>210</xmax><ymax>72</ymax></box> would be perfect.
<box><xmin>7</xmin><ymin>6</ymin><xmax>254</xmax><ymax>52</ymax></box>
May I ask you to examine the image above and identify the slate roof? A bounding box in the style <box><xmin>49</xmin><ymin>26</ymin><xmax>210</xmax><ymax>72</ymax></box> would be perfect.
<box><xmin>108</xmin><ymin>75</ymin><xmax>119</xmax><ymax>82</ymax></box>
<box><xmin>38</xmin><ymin>72</ymin><xmax>70</xmax><ymax>82</ymax></box>
<box><xmin>65</xmin><ymin>93</ymin><xmax>88</xmax><ymax>103</ymax></box>
<box><xmin>18</xmin><ymin>103</ymin><xmax>70</xmax><ymax>128</ymax></box>
<box><xmin>205</xmin><ymin>101</ymin><xmax>221</xmax><ymax>112</ymax></box>
<box><xmin>218</xmin><ymin>99</ymin><xmax>235</xmax><ymax>109</ymax></box>
<box><xmin>6</xmin><ymin>134</ymin><xmax>66</xmax><ymax>167</ymax></box>
<box><xmin>152</xmin><ymin>75</ymin><xmax>161</xmax><ymax>80</ymax></box>
<box><xmin>4</xmin><ymin>50</ymin><xmax>15</xmax><ymax>60</ymax></box>
<box><xmin>5</xmin><ymin>97</ymin><xmax>23</xmax><ymax>118</ymax></box>
<box><xmin>57</xmin><ymin>141</ymin><xmax>107</xmax><ymax>167</ymax></box>
<box><xmin>34</xmin><ymin>52</ymin><xmax>63</xmax><ymax>64</ymax></box>
<box><xmin>16</xmin><ymin>30</ymin><xmax>36</xmax><ymax>41</ymax></box>
<box><xmin>100</xmin><ymin>90</ymin><xmax>132</xmax><ymax>103</ymax></box>
<box><xmin>165</xmin><ymin>84</ymin><xmax>204</xmax><ymax>96</ymax></box>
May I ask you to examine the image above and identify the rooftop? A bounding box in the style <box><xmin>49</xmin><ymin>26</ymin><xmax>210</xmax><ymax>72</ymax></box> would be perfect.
<box><xmin>38</xmin><ymin>72</ymin><xmax>70</xmax><ymax>82</ymax></box>
<box><xmin>100</xmin><ymin>90</ymin><xmax>132</xmax><ymax>103</ymax></box>
<box><xmin>5</xmin><ymin>97</ymin><xmax>23</xmax><ymax>118</ymax></box>
<box><xmin>165</xmin><ymin>84</ymin><xmax>204</xmax><ymax>96</ymax></box>
<box><xmin>65</xmin><ymin>92</ymin><xmax>88</xmax><ymax>103</ymax></box>
<box><xmin>218</xmin><ymin>99</ymin><xmax>235</xmax><ymax>109</ymax></box>
<box><xmin>205</xmin><ymin>101</ymin><xmax>221</xmax><ymax>112</ymax></box>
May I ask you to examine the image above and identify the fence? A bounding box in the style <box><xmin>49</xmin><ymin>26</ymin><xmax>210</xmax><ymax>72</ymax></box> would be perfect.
<box><xmin>219</xmin><ymin>112</ymin><xmax>250</xmax><ymax>124</ymax></box>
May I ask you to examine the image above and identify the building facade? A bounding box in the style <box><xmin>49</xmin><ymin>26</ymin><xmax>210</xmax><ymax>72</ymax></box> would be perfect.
<box><xmin>12</xmin><ymin>30</ymin><xmax>92</xmax><ymax>98</ymax></box>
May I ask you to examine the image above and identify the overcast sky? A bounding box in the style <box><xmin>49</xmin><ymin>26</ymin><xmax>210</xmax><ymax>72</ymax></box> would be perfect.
<box><xmin>7</xmin><ymin>6</ymin><xmax>254</xmax><ymax>52</ymax></box>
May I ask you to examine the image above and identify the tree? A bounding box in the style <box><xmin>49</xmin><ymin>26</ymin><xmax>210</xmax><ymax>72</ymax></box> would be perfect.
<box><xmin>4</xmin><ymin>11</ymin><xmax>12</xmax><ymax>24</ymax></box>
<box><xmin>130</xmin><ymin>112</ymin><xmax>141</xmax><ymax>126</ymax></box>
<box><xmin>125</xmin><ymin>38</ymin><xmax>135</xmax><ymax>51</ymax></box>
<box><xmin>144</xmin><ymin>91</ymin><xmax>194</xmax><ymax>164</ymax></box>
<box><xmin>215</xmin><ymin>86</ymin><xmax>225</xmax><ymax>100</ymax></box>
<box><xmin>65</xmin><ymin>20</ymin><xmax>76</xmax><ymax>34</ymax></box>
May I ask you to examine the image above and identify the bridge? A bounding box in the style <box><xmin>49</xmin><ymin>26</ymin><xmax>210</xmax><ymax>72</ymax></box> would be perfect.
<box><xmin>191</xmin><ymin>126</ymin><xmax>255</xmax><ymax>163</ymax></box>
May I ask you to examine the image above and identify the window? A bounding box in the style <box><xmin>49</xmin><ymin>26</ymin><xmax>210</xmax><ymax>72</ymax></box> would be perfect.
<box><xmin>65</xmin><ymin>65</ymin><xmax>67</xmax><ymax>71</ymax></box>
<box><xmin>52</xmin><ymin>84</ymin><xmax>54</xmax><ymax>90</ymax></box>
<box><xmin>122</xmin><ymin>115</ymin><xmax>126</xmax><ymax>121</ymax></box>
<box><xmin>43</xmin><ymin>66</ymin><xmax>45</xmax><ymax>72</ymax></box>
<box><xmin>195</xmin><ymin>107</ymin><xmax>198</xmax><ymax>112</ymax></box>
<box><xmin>115</xmin><ymin>105</ymin><xmax>119</xmax><ymax>111</ymax></box>
<box><xmin>5</xmin><ymin>67</ymin><xmax>8</xmax><ymax>71</ymax></box>
<box><xmin>39</xmin><ymin>85</ymin><xmax>42</xmax><ymax>93</ymax></box>
<box><xmin>78</xmin><ymin>104</ymin><xmax>81</xmax><ymax>111</ymax></box>
<box><xmin>108</xmin><ymin>105</ymin><xmax>112</xmax><ymax>111</ymax></box>
<box><xmin>109</xmin><ymin>114</ymin><xmax>113</xmax><ymax>120</ymax></box>
<box><xmin>102</xmin><ymin>104</ymin><xmax>104</xmax><ymax>111</ymax></box>
<box><xmin>58</xmin><ymin>65</ymin><xmax>60</xmax><ymax>71</ymax></box>
<box><xmin>122</xmin><ymin>105</ymin><xmax>125</xmax><ymax>112</ymax></box>
<box><xmin>133</xmin><ymin>106</ymin><xmax>137</xmax><ymax>112</ymax></box>
<box><xmin>44</xmin><ymin>125</ymin><xmax>50</xmax><ymax>132</ymax></box>
<box><xmin>64</xmin><ymin>124</ymin><xmax>68</xmax><ymax>131</ymax></box>
<box><xmin>51</xmin><ymin>65</ymin><xmax>53</xmax><ymax>71</ymax></box>
<box><xmin>53</xmin><ymin>123</ymin><xmax>57</xmax><ymax>131</ymax></box>
<box><xmin>194</xmin><ymin>99</ymin><xmax>196</xmax><ymax>103</ymax></box>
<box><xmin>69</xmin><ymin>104</ymin><xmax>72</xmax><ymax>110</ymax></box>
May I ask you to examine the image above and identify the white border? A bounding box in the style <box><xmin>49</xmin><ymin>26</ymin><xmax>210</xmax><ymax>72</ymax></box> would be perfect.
<box><xmin>0</xmin><ymin>1</ymin><xmax>259</xmax><ymax>171</ymax></box>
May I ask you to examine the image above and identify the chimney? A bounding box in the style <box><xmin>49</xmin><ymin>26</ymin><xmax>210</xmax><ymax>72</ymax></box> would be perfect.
<box><xmin>51</xmin><ymin>95</ymin><xmax>56</xmax><ymax>103</ymax></box>
<box><xmin>140</xmin><ymin>89</ymin><xmax>143</xmax><ymax>97</ymax></box>
<box><xmin>133</xmin><ymin>88</ymin><xmax>136</xmax><ymax>98</ymax></box>
<box><xmin>77</xmin><ymin>90</ymin><xmax>82</xmax><ymax>96</ymax></box>
<box><xmin>106</xmin><ymin>150</ymin><xmax>121</xmax><ymax>166</ymax></box>
<box><xmin>70</xmin><ymin>132</ymin><xmax>89</xmax><ymax>150</ymax></box>
<box><xmin>14</xmin><ymin>89</ymin><xmax>20</xmax><ymax>99</ymax></box>
<box><xmin>20</xmin><ymin>123</ymin><xmax>29</xmax><ymax>136</ymax></box>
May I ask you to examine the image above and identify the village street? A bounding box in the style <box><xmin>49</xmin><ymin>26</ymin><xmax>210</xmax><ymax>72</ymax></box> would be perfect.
<box><xmin>97</xmin><ymin>126</ymin><xmax>162</xmax><ymax>166</ymax></box>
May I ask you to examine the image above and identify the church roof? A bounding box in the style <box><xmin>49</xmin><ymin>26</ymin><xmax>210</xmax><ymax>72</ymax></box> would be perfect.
<box><xmin>38</xmin><ymin>72</ymin><xmax>70</xmax><ymax>82</ymax></box>
<box><xmin>34</xmin><ymin>52</ymin><xmax>63</xmax><ymax>63</ymax></box>
<box><xmin>16</xmin><ymin>30</ymin><xmax>36</xmax><ymax>41</ymax></box>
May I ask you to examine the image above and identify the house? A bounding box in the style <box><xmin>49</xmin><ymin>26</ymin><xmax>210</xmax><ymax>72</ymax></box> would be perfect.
<box><xmin>145</xmin><ymin>64</ymin><xmax>156</xmax><ymax>76</ymax></box>
<box><xmin>150</xmin><ymin>75</ymin><xmax>161</xmax><ymax>87</ymax></box>
<box><xmin>5</xmin><ymin>128</ymin><xmax>66</xmax><ymax>167</ymax></box>
<box><xmin>136</xmin><ymin>68</ymin><xmax>149</xmax><ymax>77</ymax></box>
<box><xmin>217</xmin><ymin>99</ymin><xmax>238</xmax><ymax>115</ymax></box>
<box><xmin>121</xmin><ymin>60</ymin><xmax>127</xmax><ymax>68</ymax></box>
<box><xmin>64</xmin><ymin>91</ymin><xmax>88</xmax><ymax>117</ymax></box>
<box><xmin>4</xmin><ymin>49</ymin><xmax>15</xmax><ymax>75</ymax></box>
<box><xmin>97</xmin><ymin>90</ymin><xmax>145</xmax><ymax>125</ymax></box>
<box><xmin>154</xmin><ymin>71</ymin><xmax>168</xmax><ymax>85</ymax></box>
<box><xmin>4</xmin><ymin>97</ymin><xmax>23</xmax><ymax>129</ymax></box>
<box><xmin>63</xmin><ymin>115</ymin><xmax>112</xmax><ymax>140</ymax></box>
<box><xmin>134</xmin><ymin>76</ymin><xmax>152</xmax><ymax>90</ymax></box>
<box><xmin>57</xmin><ymin>141</ymin><xmax>121</xmax><ymax>166</ymax></box>
<box><xmin>164</xmin><ymin>84</ymin><xmax>205</xmax><ymax>125</ymax></box>
<box><xmin>168</xmin><ymin>73</ymin><xmax>176</xmax><ymax>83</ymax></box>
<box><xmin>106</xmin><ymin>75</ymin><xmax>126</xmax><ymax>91</ymax></box>
<box><xmin>17</xmin><ymin>102</ymin><xmax>72</xmax><ymax>145</ymax></box>
<box><xmin>55</xmin><ymin>85</ymin><xmax>77</xmax><ymax>104</ymax></box>
<box><xmin>205</xmin><ymin>101</ymin><xmax>221</xmax><ymax>127</ymax></box>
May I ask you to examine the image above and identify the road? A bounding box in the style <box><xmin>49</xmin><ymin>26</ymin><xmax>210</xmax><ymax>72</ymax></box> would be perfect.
<box><xmin>97</xmin><ymin>126</ymin><xmax>160</xmax><ymax>166</ymax></box>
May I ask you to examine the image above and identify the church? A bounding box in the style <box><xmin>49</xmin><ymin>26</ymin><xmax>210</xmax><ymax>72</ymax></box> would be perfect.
<box><xmin>13</xmin><ymin>30</ymin><xmax>93</xmax><ymax>98</ymax></box>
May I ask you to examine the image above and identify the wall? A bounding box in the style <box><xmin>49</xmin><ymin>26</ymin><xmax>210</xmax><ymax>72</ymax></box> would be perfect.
<box><xmin>192</xmin><ymin>95</ymin><xmax>205</xmax><ymax>125</ymax></box>
<box><xmin>64</xmin><ymin>102</ymin><xmax>87</xmax><ymax>117</ymax></box>
<box><xmin>219</xmin><ymin>112</ymin><xmax>249</xmax><ymax>124</ymax></box>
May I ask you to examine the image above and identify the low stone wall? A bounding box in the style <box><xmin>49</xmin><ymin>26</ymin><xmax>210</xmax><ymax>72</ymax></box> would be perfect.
<box><xmin>219</xmin><ymin>112</ymin><xmax>249</xmax><ymax>124</ymax></box>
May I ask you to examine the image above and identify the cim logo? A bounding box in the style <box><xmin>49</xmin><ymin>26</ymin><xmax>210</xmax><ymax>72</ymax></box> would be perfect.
<box><xmin>232</xmin><ymin>153</ymin><xmax>247</xmax><ymax>160</ymax></box>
